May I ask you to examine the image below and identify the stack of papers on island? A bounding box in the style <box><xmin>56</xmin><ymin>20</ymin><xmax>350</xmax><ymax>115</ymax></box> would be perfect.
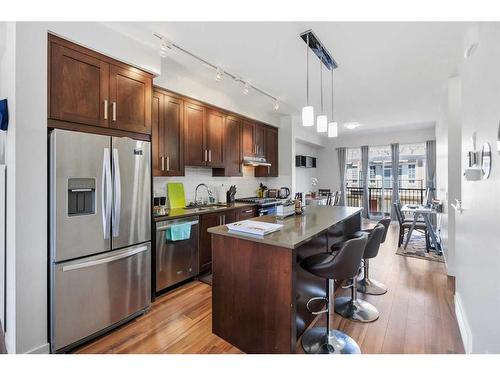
<box><xmin>227</xmin><ymin>220</ymin><xmax>283</xmax><ymax>236</ymax></box>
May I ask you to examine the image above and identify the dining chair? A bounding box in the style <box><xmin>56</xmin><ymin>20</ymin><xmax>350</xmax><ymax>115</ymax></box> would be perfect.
<box><xmin>393</xmin><ymin>202</ymin><xmax>430</xmax><ymax>250</ymax></box>
<box><xmin>333</xmin><ymin>191</ymin><xmax>341</xmax><ymax>206</ymax></box>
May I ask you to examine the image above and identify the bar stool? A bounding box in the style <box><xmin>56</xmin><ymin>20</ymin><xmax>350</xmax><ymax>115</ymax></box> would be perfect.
<box><xmin>331</xmin><ymin>225</ymin><xmax>385</xmax><ymax>322</ymax></box>
<box><xmin>357</xmin><ymin>218</ymin><xmax>390</xmax><ymax>295</ymax></box>
<box><xmin>299</xmin><ymin>232</ymin><xmax>368</xmax><ymax>354</ymax></box>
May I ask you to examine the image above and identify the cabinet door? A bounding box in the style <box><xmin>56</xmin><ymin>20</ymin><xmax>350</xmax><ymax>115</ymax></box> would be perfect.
<box><xmin>255</xmin><ymin>127</ymin><xmax>278</xmax><ymax>177</ymax></box>
<box><xmin>206</xmin><ymin>109</ymin><xmax>225</xmax><ymax>167</ymax></box>
<box><xmin>151</xmin><ymin>91</ymin><xmax>164</xmax><ymax>176</ymax></box>
<box><xmin>223</xmin><ymin>116</ymin><xmax>242</xmax><ymax>176</ymax></box>
<box><xmin>184</xmin><ymin>102</ymin><xmax>207</xmax><ymax>166</ymax></box>
<box><xmin>242</xmin><ymin>120</ymin><xmax>255</xmax><ymax>156</ymax></box>
<box><xmin>163</xmin><ymin>95</ymin><xmax>184</xmax><ymax>176</ymax></box>
<box><xmin>224</xmin><ymin>210</ymin><xmax>238</xmax><ymax>225</ymax></box>
<box><xmin>199</xmin><ymin>212</ymin><xmax>222</xmax><ymax>273</ymax></box>
<box><xmin>49</xmin><ymin>42</ymin><xmax>109</xmax><ymax>127</ymax></box>
<box><xmin>109</xmin><ymin>64</ymin><xmax>152</xmax><ymax>135</ymax></box>
<box><xmin>254</xmin><ymin>124</ymin><xmax>266</xmax><ymax>157</ymax></box>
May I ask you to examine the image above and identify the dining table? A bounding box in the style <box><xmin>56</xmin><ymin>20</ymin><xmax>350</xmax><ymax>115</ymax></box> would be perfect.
<box><xmin>401</xmin><ymin>204</ymin><xmax>442</xmax><ymax>254</ymax></box>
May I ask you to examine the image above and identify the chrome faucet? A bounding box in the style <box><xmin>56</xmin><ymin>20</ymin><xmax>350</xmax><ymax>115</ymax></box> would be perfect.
<box><xmin>194</xmin><ymin>183</ymin><xmax>213</xmax><ymax>205</ymax></box>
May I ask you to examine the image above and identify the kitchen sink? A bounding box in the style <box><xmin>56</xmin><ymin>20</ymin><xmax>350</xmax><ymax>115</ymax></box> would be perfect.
<box><xmin>185</xmin><ymin>203</ymin><xmax>228</xmax><ymax>210</ymax></box>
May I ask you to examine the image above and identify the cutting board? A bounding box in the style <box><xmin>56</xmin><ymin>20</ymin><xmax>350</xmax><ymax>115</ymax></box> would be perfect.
<box><xmin>167</xmin><ymin>183</ymin><xmax>186</xmax><ymax>209</ymax></box>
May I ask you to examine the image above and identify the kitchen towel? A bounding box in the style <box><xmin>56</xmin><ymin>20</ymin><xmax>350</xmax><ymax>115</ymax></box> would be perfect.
<box><xmin>167</xmin><ymin>182</ymin><xmax>186</xmax><ymax>209</ymax></box>
<box><xmin>166</xmin><ymin>222</ymin><xmax>192</xmax><ymax>241</ymax></box>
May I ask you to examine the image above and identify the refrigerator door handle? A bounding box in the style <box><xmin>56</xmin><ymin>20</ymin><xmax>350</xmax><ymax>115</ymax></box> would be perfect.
<box><xmin>112</xmin><ymin>148</ymin><xmax>121</xmax><ymax>237</ymax></box>
<box><xmin>62</xmin><ymin>245</ymin><xmax>148</xmax><ymax>272</ymax></box>
<box><xmin>102</xmin><ymin>148</ymin><xmax>112</xmax><ymax>239</ymax></box>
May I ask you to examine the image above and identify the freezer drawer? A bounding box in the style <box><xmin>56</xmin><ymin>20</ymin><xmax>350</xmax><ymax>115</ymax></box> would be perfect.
<box><xmin>156</xmin><ymin>217</ymin><xmax>199</xmax><ymax>292</ymax></box>
<box><xmin>52</xmin><ymin>243</ymin><xmax>151</xmax><ymax>352</ymax></box>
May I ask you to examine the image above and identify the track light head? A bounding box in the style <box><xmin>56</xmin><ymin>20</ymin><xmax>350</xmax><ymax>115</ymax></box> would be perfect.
<box><xmin>159</xmin><ymin>38</ymin><xmax>173</xmax><ymax>58</ymax></box>
<box><xmin>215</xmin><ymin>68</ymin><xmax>224</xmax><ymax>81</ymax></box>
<box><xmin>242</xmin><ymin>82</ymin><xmax>250</xmax><ymax>95</ymax></box>
<box><xmin>273</xmin><ymin>100</ymin><xmax>280</xmax><ymax>111</ymax></box>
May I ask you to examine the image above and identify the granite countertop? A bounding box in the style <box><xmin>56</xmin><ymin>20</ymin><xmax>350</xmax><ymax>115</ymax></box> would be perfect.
<box><xmin>207</xmin><ymin>205</ymin><xmax>363</xmax><ymax>249</ymax></box>
<box><xmin>153</xmin><ymin>202</ymin><xmax>256</xmax><ymax>221</ymax></box>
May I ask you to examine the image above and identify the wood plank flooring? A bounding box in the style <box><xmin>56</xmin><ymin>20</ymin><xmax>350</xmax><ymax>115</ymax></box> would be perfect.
<box><xmin>75</xmin><ymin>223</ymin><xmax>464</xmax><ymax>354</ymax></box>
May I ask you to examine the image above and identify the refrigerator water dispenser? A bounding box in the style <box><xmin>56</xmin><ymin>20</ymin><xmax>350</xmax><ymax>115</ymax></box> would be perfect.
<box><xmin>67</xmin><ymin>178</ymin><xmax>95</xmax><ymax>216</ymax></box>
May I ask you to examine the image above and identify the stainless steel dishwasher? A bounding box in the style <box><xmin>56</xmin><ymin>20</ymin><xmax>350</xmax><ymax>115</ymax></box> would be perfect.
<box><xmin>155</xmin><ymin>216</ymin><xmax>199</xmax><ymax>292</ymax></box>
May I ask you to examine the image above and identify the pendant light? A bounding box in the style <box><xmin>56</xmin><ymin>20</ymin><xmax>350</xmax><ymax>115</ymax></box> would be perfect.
<box><xmin>328</xmin><ymin>69</ymin><xmax>338</xmax><ymax>138</ymax></box>
<box><xmin>316</xmin><ymin>61</ymin><xmax>327</xmax><ymax>133</ymax></box>
<box><xmin>302</xmin><ymin>34</ymin><xmax>314</xmax><ymax>127</ymax></box>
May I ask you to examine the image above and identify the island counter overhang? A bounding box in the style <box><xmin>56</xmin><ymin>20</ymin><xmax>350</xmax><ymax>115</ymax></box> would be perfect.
<box><xmin>208</xmin><ymin>206</ymin><xmax>363</xmax><ymax>354</ymax></box>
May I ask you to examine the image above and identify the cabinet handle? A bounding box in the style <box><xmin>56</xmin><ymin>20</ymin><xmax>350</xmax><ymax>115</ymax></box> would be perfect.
<box><xmin>267</xmin><ymin>165</ymin><xmax>271</xmax><ymax>175</ymax></box>
<box><xmin>166</xmin><ymin>156</ymin><xmax>170</xmax><ymax>171</ymax></box>
<box><xmin>112</xmin><ymin>102</ymin><xmax>116</xmax><ymax>122</ymax></box>
<box><xmin>204</xmin><ymin>149</ymin><xmax>208</xmax><ymax>162</ymax></box>
<box><xmin>208</xmin><ymin>149</ymin><xmax>212</xmax><ymax>162</ymax></box>
<box><xmin>161</xmin><ymin>156</ymin><xmax>165</xmax><ymax>171</ymax></box>
<box><xmin>243</xmin><ymin>209</ymin><xmax>253</xmax><ymax>214</ymax></box>
<box><xmin>222</xmin><ymin>215</ymin><xmax>225</xmax><ymax>225</ymax></box>
<box><xmin>104</xmin><ymin>99</ymin><xmax>108</xmax><ymax>120</ymax></box>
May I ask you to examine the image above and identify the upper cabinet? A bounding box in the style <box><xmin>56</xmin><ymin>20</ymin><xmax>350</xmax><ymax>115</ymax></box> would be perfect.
<box><xmin>184</xmin><ymin>101</ymin><xmax>207</xmax><ymax>166</ymax></box>
<box><xmin>48</xmin><ymin>34</ymin><xmax>153</xmax><ymax>137</ymax></box>
<box><xmin>242</xmin><ymin>120</ymin><xmax>266</xmax><ymax>157</ymax></box>
<box><xmin>152</xmin><ymin>89</ymin><xmax>184</xmax><ymax>177</ymax></box>
<box><xmin>255</xmin><ymin>126</ymin><xmax>279</xmax><ymax>177</ymax></box>
<box><xmin>205</xmin><ymin>109</ymin><xmax>225</xmax><ymax>168</ymax></box>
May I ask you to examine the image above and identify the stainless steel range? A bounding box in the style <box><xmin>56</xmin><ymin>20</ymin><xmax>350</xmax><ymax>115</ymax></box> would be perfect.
<box><xmin>235</xmin><ymin>197</ymin><xmax>283</xmax><ymax>216</ymax></box>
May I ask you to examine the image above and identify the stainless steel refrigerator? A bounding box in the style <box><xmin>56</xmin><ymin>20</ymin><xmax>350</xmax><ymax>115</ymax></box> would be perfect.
<box><xmin>49</xmin><ymin>129</ymin><xmax>151</xmax><ymax>353</ymax></box>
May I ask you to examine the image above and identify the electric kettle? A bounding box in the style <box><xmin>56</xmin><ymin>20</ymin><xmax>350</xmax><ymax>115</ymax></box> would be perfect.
<box><xmin>279</xmin><ymin>187</ymin><xmax>290</xmax><ymax>199</ymax></box>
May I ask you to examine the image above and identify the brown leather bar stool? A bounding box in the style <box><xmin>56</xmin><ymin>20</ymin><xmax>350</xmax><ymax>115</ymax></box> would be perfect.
<box><xmin>299</xmin><ymin>232</ymin><xmax>368</xmax><ymax>354</ymax></box>
<box><xmin>331</xmin><ymin>225</ymin><xmax>385</xmax><ymax>323</ymax></box>
<box><xmin>357</xmin><ymin>218</ymin><xmax>390</xmax><ymax>295</ymax></box>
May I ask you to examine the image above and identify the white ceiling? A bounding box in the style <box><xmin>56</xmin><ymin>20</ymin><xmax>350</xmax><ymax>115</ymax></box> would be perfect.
<box><xmin>104</xmin><ymin>22</ymin><xmax>470</xmax><ymax>134</ymax></box>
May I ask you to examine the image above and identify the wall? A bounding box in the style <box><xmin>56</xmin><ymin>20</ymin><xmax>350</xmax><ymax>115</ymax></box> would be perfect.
<box><xmin>5</xmin><ymin>21</ymin><xmax>160</xmax><ymax>354</ymax></box>
<box><xmin>294</xmin><ymin>141</ymin><xmax>322</xmax><ymax>194</ymax></box>
<box><xmin>435</xmin><ymin>76</ymin><xmax>462</xmax><ymax>276</ymax></box>
<box><xmin>454</xmin><ymin>22</ymin><xmax>500</xmax><ymax>353</ymax></box>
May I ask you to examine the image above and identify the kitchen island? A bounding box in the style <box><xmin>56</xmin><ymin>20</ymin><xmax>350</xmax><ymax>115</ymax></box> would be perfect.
<box><xmin>208</xmin><ymin>205</ymin><xmax>363</xmax><ymax>353</ymax></box>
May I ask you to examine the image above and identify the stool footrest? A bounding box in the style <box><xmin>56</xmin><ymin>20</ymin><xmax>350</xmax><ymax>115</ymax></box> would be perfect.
<box><xmin>306</xmin><ymin>296</ymin><xmax>329</xmax><ymax>315</ymax></box>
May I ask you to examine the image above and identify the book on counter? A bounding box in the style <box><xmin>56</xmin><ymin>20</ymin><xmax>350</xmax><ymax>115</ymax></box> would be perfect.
<box><xmin>226</xmin><ymin>220</ymin><xmax>283</xmax><ymax>236</ymax></box>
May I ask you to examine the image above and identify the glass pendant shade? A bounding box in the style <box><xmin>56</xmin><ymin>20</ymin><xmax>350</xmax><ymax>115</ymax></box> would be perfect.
<box><xmin>302</xmin><ymin>106</ymin><xmax>314</xmax><ymax>127</ymax></box>
<box><xmin>328</xmin><ymin>121</ymin><xmax>338</xmax><ymax>137</ymax></box>
<box><xmin>317</xmin><ymin>115</ymin><xmax>328</xmax><ymax>132</ymax></box>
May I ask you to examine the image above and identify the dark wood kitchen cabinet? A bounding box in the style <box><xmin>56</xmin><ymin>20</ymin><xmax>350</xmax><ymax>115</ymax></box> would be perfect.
<box><xmin>213</xmin><ymin>115</ymin><xmax>242</xmax><ymax>177</ymax></box>
<box><xmin>109</xmin><ymin>65</ymin><xmax>152</xmax><ymax>135</ymax></box>
<box><xmin>48</xmin><ymin>34</ymin><xmax>153</xmax><ymax>138</ymax></box>
<box><xmin>205</xmin><ymin>109</ymin><xmax>225</xmax><ymax>167</ymax></box>
<box><xmin>237</xmin><ymin>206</ymin><xmax>257</xmax><ymax>220</ymax></box>
<box><xmin>184</xmin><ymin>101</ymin><xmax>206</xmax><ymax>166</ymax></box>
<box><xmin>242</xmin><ymin>120</ymin><xmax>266</xmax><ymax>157</ymax></box>
<box><xmin>152</xmin><ymin>89</ymin><xmax>184</xmax><ymax>177</ymax></box>
<box><xmin>255</xmin><ymin>126</ymin><xmax>279</xmax><ymax>177</ymax></box>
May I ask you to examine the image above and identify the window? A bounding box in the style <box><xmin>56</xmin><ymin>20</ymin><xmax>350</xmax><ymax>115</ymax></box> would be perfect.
<box><xmin>408</xmin><ymin>164</ymin><xmax>416</xmax><ymax>183</ymax></box>
<box><xmin>370</xmin><ymin>166</ymin><xmax>376</xmax><ymax>179</ymax></box>
<box><xmin>384</xmin><ymin>166</ymin><xmax>391</xmax><ymax>178</ymax></box>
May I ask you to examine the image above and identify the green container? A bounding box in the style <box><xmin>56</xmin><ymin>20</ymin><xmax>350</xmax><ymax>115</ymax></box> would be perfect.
<box><xmin>167</xmin><ymin>183</ymin><xmax>186</xmax><ymax>209</ymax></box>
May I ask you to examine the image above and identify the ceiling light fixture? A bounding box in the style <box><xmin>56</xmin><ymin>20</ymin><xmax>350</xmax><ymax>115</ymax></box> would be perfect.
<box><xmin>328</xmin><ymin>69</ymin><xmax>338</xmax><ymax>138</ymax></box>
<box><xmin>215</xmin><ymin>67</ymin><xmax>224</xmax><ymax>81</ymax></box>
<box><xmin>301</xmin><ymin>33</ymin><xmax>314</xmax><ymax>127</ymax></box>
<box><xmin>344</xmin><ymin>122</ymin><xmax>361</xmax><ymax>130</ymax></box>
<box><xmin>316</xmin><ymin>61</ymin><xmax>327</xmax><ymax>133</ymax></box>
<box><xmin>153</xmin><ymin>32</ymin><xmax>280</xmax><ymax>112</ymax></box>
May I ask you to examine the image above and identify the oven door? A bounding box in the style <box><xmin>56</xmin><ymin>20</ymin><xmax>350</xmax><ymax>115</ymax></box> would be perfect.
<box><xmin>259</xmin><ymin>205</ymin><xmax>278</xmax><ymax>216</ymax></box>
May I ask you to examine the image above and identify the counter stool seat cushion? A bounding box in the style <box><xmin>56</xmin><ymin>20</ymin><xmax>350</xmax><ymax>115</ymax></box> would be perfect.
<box><xmin>300</xmin><ymin>253</ymin><xmax>336</xmax><ymax>280</ymax></box>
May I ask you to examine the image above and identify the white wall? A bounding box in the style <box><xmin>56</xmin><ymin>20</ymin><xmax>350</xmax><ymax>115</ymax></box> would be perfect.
<box><xmin>454</xmin><ymin>23</ymin><xmax>500</xmax><ymax>353</ymax></box>
<box><xmin>294</xmin><ymin>141</ymin><xmax>322</xmax><ymax>195</ymax></box>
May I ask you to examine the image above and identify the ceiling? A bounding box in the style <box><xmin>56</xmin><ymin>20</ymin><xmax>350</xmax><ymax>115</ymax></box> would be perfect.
<box><xmin>104</xmin><ymin>22</ymin><xmax>470</xmax><ymax>134</ymax></box>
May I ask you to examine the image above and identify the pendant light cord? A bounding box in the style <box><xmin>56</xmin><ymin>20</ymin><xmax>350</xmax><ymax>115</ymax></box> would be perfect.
<box><xmin>306</xmin><ymin>34</ymin><xmax>309</xmax><ymax>106</ymax></box>
<box><xmin>331</xmin><ymin>69</ymin><xmax>334</xmax><ymax>119</ymax></box>
<box><xmin>320</xmin><ymin>61</ymin><xmax>323</xmax><ymax>114</ymax></box>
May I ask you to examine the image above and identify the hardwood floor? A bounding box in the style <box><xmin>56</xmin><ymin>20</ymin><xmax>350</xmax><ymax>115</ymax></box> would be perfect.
<box><xmin>74</xmin><ymin>223</ymin><xmax>464</xmax><ymax>354</ymax></box>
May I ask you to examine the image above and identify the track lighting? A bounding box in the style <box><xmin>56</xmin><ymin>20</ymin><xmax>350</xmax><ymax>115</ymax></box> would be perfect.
<box><xmin>215</xmin><ymin>68</ymin><xmax>224</xmax><ymax>81</ymax></box>
<box><xmin>159</xmin><ymin>38</ymin><xmax>172</xmax><ymax>58</ymax></box>
<box><xmin>273</xmin><ymin>100</ymin><xmax>280</xmax><ymax>111</ymax></box>
<box><xmin>242</xmin><ymin>82</ymin><xmax>250</xmax><ymax>95</ymax></box>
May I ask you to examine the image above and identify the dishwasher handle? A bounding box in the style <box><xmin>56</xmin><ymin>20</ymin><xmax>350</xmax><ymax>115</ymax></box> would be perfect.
<box><xmin>156</xmin><ymin>220</ymin><xmax>199</xmax><ymax>231</ymax></box>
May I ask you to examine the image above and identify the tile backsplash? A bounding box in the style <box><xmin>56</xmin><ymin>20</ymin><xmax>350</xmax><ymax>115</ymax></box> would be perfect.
<box><xmin>154</xmin><ymin>166</ymin><xmax>291</xmax><ymax>204</ymax></box>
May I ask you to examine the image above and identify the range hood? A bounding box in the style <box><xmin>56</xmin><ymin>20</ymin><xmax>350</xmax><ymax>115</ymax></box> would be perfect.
<box><xmin>243</xmin><ymin>156</ymin><xmax>271</xmax><ymax>167</ymax></box>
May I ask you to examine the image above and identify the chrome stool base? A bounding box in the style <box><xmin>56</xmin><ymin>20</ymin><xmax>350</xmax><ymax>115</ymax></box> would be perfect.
<box><xmin>334</xmin><ymin>296</ymin><xmax>379</xmax><ymax>323</ymax></box>
<box><xmin>357</xmin><ymin>277</ymin><xmax>387</xmax><ymax>295</ymax></box>
<box><xmin>301</xmin><ymin>327</ymin><xmax>361</xmax><ymax>354</ymax></box>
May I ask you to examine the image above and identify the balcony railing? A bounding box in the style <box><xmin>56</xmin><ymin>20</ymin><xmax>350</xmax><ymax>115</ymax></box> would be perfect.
<box><xmin>346</xmin><ymin>183</ymin><xmax>425</xmax><ymax>217</ymax></box>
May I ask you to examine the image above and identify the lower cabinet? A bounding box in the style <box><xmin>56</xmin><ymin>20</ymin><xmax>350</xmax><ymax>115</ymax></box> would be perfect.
<box><xmin>198</xmin><ymin>207</ymin><xmax>256</xmax><ymax>274</ymax></box>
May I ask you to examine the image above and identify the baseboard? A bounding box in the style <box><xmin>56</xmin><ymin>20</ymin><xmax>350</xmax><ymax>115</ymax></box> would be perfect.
<box><xmin>26</xmin><ymin>342</ymin><xmax>50</xmax><ymax>354</ymax></box>
<box><xmin>454</xmin><ymin>292</ymin><xmax>472</xmax><ymax>353</ymax></box>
